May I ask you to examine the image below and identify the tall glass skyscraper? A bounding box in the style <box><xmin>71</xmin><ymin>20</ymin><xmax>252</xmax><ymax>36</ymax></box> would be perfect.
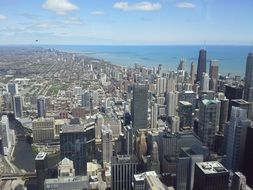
<box><xmin>14</xmin><ymin>95</ymin><xmax>23</xmax><ymax>118</ymax></box>
<box><xmin>131</xmin><ymin>84</ymin><xmax>148</xmax><ymax>131</ymax></box>
<box><xmin>244</xmin><ymin>53</ymin><xmax>253</xmax><ymax>102</ymax></box>
<box><xmin>196</xmin><ymin>49</ymin><xmax>207</xmax><ymax>82</ymax></box>
<box><xmin>37</xmin><ymin>95</ymin><xmax>46</xmax><ymax>118</ymax></box>
<box><xmin>60</xmin><ymin>125</ymin><xmax>87</xmax><ymax>175</ymax></box>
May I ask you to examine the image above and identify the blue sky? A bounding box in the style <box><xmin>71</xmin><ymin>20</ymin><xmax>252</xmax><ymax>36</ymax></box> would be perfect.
<box><xmin>0</xmin><ymin>0</ymin><xmax>252</xmax><ymax>45</ymax></box>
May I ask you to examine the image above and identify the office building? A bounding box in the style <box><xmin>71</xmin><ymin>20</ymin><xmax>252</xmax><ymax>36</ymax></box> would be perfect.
<box><xmin>14</xmin><ymin>95</ymin><xmax>23</xmax><ymax>118</ymax></box>
<box><xmin>176</xmin><ymin>146</ymin><xmax>207</xmax><ymax>190</ymax></box>
<box><xmin>81</xmin><ymin>91</ymin><xmax>91</xmax><ymax>108</ymax></box>
<box><xmin>37</xmin><ymin>95</ymin><xmax>46</xmax><ymax>118</ymax></box>
<box><xmin>6</xmin><ymin>83</ymin><xmax>18</xmax><ymax>96</ymax></box>
<box><xmin>193</xmin><ymin>161</ymin><xmax>229</xmax><ymax>190</ymax></box>
<box><xmin>111</xmin><ymin>155</ymin><xmax>138</xmax><ymax>190</ymax></box>
<box><xmin>243</xmin><ymin>126</ymin><xmax>253</xmax><ymax>187</ymax></box>
<box><xmin>225</xmin><ymin>85</ymin><xmax>243</xmax><ymax>100</ymax></box>
<box><xmin>209</xmin><ymin>60</ymin><xmax>219</xmax><ymax>91</ymax></box>
<box><xmin>0</xmin><ymin>115</ymin><xmax>14</xmax><ymax>156</ymax></box>
<box><xmin>44</xmin><ymin>158</ymin><xmax>89</xmax><ymax>190</ymax></box>
<box><xmin>229</xmin><ymin>99</ymin><xmax>251</xmax><ymax>120</ymax></box>
<box><xmin>178</xmin><ymin>91</ymin><xmax>197</xmax><ymax>109</ymax></box>
<box><xmin>151</xmin><ymin>103</ymin><xmax>158</xmax><ymax>129</ymax></box>
<box><xmin>178</xmin><ymin>101</ymin><xmax>193</xmax><ymax>129</ymax></box>
<box><xmin>131</xmin><ymin>84</ymin><xmax>148</xmax><ymax>131</ymax></box>
<box><xmin>123</xmin><ymin>125</ymin><xmax>133</xmax><ymax>155</ymax></box>
<box><xmin>244</xmin><ymin>53</ymin><xmax>253</xmax><ymax>102</ymax></box>
<box><xmin>198</xmin><ymin>99</ymin><xmax>220</xmax><ymax>150</ymax></box>
<box><xmin>200</xmin><ymin>73</ymin><xmax>209</xmax><ymax>92</ymax></box>
<box><xmin>160</xmin><ymin>132</ymin><xmax>202</xmax><ymax>173</ymax></box>
<box><xmin>95</xmin><ymin>114</ymin><xmax>104</xmax><ymax>139</ymax></box>
<box><xmin>150</xmin><ymin>141</ymin><xmax>160</xmax><ymax>174</ymax></box>
<box><xmin>60</xmin><ymin>125</ymin><xmax>87</xmax><ymax>175</ymax></box>
<box><xmin>166</xmin><ymin>91</ymin><xmax>178</xmax><ymax>117</ymax></box>
<box><xmin>190</xmin><ymin>62</ymin><xmax>195</xmax><ymax>85</ymax></box>
<box><xmin>225</xmin><ymin>107</ymin><xmax>250</xmax><ymax>172</ymax></box>
<box><xmin>35</xmin><ymin>152</ymin><xmax>48</xmax><ymax>190</ymax></box>
<box><xmin>102</xmin><ymin>125</ymin><xmax>113</xmax><ymax>164</ymax></box>
<box><xmin>231</xmin><ymin>172</ymin><xmax>247</xmax><ymax>190</ymax></box>
<box><xmin>219</xmin><ymin>98</ymin><xmax>229</xmax><ymax>133</ymax></box>
<box><xmin>196</xmin><ymin>49</ymin><xmax>207</xmax><ymax>82</ymax></box>
<box><xmin>32</xmin><ymin>118</ymin><xmax>55</xmax><ymax>142</ymax></box>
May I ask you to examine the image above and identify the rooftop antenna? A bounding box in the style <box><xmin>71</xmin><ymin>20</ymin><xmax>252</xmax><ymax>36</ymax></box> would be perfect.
<box><xmin>203</xmin><ymin>40</ymin><xmax>206</xmax><ymax>50</ymax></box>
<box><xmin>251</xmin><ymin>40</ymin><xmax>253</xmax><ymax>53</ymax></box>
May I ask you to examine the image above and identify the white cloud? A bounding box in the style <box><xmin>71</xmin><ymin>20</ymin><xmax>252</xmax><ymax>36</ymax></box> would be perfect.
<box><xmin>114</xmin><ymin>1</ymin><xmax>161</xmax><ymax>11</ymax></box>
<box><xmin>64</xmin><ymin>17</ymin><xmax>83</xmax><ymax>25</ymax></box>
<box><xmin>91</xmin><ymin>11</ymin><xmax>105</xmax><ymax>16</ymax></box>
<box><xmin>0</xmin><ymin>14</ymin><xmax>6</xmax><ymax>20</ymax></box>
<box><xmin>176</xmin><ymin>2</ymin><xmax>196</xmax><ymax>9</ymax></box>
<box><xmin>36</xmin><ymin>22</ymin><xmax>58</xmax><ymax>29</ymax></box>
<box><xmin>42</xmin><ymin>0</ymin><xmax>78</xmax><ymax>15</ymax></box>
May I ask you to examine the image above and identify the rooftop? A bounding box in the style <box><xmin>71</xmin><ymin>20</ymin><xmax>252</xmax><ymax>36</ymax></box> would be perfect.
<box><xmin>196</xmin><ymin>161</ymin><xmax>228</xmax><ymax>174</ymax></box>
<box><xmin>202</xmin><ymin>99</ymin><xmax>220</xmax><ymax>105</ymax></box>
<box><xmin>35</xmin><ymin>152</ymin><xmax>47</xmax><ymax>160</ymax></box>
<box><xmin>61</xmin><ymin>124</ymin><xmax>84</xmax><ymax>133</ymax></box>
<box><xmin>179</xmin><ymin>101</ymin><xmax>192</xmax><ymax>106</ymax></box>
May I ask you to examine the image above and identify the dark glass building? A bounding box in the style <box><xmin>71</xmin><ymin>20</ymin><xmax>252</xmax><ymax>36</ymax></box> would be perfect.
<box><xmin>131</xmin><ymin>84</ymin><xmax>148</xmax><ymax>131</ymax></box>
<box><xmin>37</xmin><ymin>95</ymin><xmax>46</xmax><ymax>118</ymax></box>
<box><xmin>111</xmin><ymin>155</ymin><xmax>138</xmax><ymax>190</ymax></box>
<box><xmin>196</xmin><ymin>49</ymin><xmax>207</xmax><ymax>82</ymax></box>
<box><xmin>35</xmin><ymin>152</ymin><xmax>48</xmax><ymax>190</ymax></box>
<box><xmin>244</xmin><ymin>53</ymin><xmax>253</xmax><ymax>102</ymax></box>
<box><xmin>193</xmin><ymin>161</ymin><xmax>229</xmax><ymax>190</ymax></box>
<box><xmin>60</xmin><ymin>125</ymin><xmax>87</xmax><ymax>175</ymax></box>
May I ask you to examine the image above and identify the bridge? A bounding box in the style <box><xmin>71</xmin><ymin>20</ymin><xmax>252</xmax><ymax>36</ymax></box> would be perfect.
<box><xmin>0</xmin><ymin>172</ymin><xmax>37</xmax><ymax>180</ymax></box>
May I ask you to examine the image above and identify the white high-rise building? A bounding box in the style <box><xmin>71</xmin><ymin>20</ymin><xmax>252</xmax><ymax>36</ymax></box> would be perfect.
<box><xmin>198</xmin><ymin>99</ymin><xmax>220</xmax><ymax>150</ymax></box>
<box><xmin>151</xmin><ymin>103</ymin><xmax>158</xmax><ymax>129</ymax></box>
<box><xmin>166</xmin><ymin>92</ymin><xmax>178</xmax><ymax>117</ymax></box>
<box><xmin>102</xmin><ymin>126</ymin><xmax>113</xmax><ymax>164</ymax></box>
<box><xmin>200</xmin><ymin>73</ymin><xmax>209</xmax><ymax>92</ymax></box>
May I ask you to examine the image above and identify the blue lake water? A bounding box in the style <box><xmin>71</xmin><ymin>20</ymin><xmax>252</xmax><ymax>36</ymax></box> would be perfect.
<box><xmin>43</xmin><ymin>45</ymin><xmax>252</xmax><ymax>76</ymax></box>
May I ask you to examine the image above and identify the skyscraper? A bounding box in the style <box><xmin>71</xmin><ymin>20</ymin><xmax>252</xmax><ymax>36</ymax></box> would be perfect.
<box><xmin>13</xmin><ymin>95</ymin><xmax>23</xmax><ymax>118</ymax></box>
<box><xmin>231</xmin><ymin>172</ymin><xmax>247</xmax><ymax>190</ymax></box>
<box><xmin>102</xmin><ymin>125</ymin><xmax>113</xmax><ymax>164</ymax></box>
<box><xmin>196</xmin><ymin>49</ymin><xmax>207</xmax><ymax>82</ymax></box>
<box><xmin>151</xmin><ymin>103</ymin><xmax>158</xmax><ymax>129</ymax></box>
<box><xmin>225</xmin><ymin>107</ymin><xmax>250</xmax><ymax>172</ymax></box>
<box><xmin>123</xmin><ymin>125</ymin><xmax>133</xmax><ymax>155</ymax></box>
<box><xmin>244</xmin><ymin>53</ymin><xmax>253</xmax><ymax>102</ymax></box>
<box><xmin>131</xmin><ymin>84</ymin><xmax>148</xmax><ymax>131</ymax></box>
<box><xmin>60</xmin><ymin>125</ymin><xmax>87</xmax><ymax>175</ymax></box>
<box><xmin>150</xmin><ymin>141</ymin><xmax>160</xmax><ymax>174</ymax></box>
<box><xmin>81</xmin><ymin>90</ymin><xmax>91</xmax><ymax>108</ymax></box>
<box><xmin>37</xmin><ymin>95</ymin><xmax>46</xmax><ymax>118</ymax></box>
<box><xmin>6</xmin><ymin>83</ymin><xmax>18</xmax><ymax>96</ymax></box>
<box><xmin>200</xmin><ymin>73</ymin><xmax>209</xmax><ymax>92</ymax></box>
<box><xmin>209</xmin><ymin>60</ymin><xmax>219</xmax><ymax>91</ymax></box>
<box><xmin>190</xmin><ymin>62</ymin><xmax>195</xmax><ymax>85</ymax></box>
<box><xmin>166</xmin><ymin>91</ymin><xmax>178</xmax><ymax>117</ymax></box>
<box><xmin>111</xmin><ymin>155</ymin><xmax>138</xmax><ymax>190</ymax></box>
<box><xmin>198</xmin><ymin>99</ymin><xmax>220</xmax><ymax>150</ymax></box>
<box><xmin>193</xmin><ymin>161</ymin><xmax>229</xmax><ymax>190</ymax></box>
<box><xmin>35</xmin><ymin>152</ymin><xmax>48</xmax><ymax>190</ymax></box>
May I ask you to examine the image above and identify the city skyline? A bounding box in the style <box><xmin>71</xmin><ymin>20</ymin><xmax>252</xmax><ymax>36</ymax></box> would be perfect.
<box><xmin>0</xmin><ymin>0</ymin><xmax>253</xmax><ymax>45</ymax></box>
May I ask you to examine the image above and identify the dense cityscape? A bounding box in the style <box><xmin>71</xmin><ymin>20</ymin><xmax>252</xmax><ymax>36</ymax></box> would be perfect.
<box><xmin>0</xmin><ymin>46</ymin><xmax>252</xmax><ymax>190</ymax></box>
<box><xmin>1</xmin><ymin>0</ymin><xmax>253</xmax><ymax>189</ymax></box>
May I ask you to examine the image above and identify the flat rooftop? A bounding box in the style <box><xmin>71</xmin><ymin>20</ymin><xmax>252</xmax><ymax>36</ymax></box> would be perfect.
<box><xmin>179</xmin><ymin>101</ymin><xmax>192</xmax><ymax>106</ymax></box>
<box><xmin>35</xmin><ymin>152</ymin><xmax>47</xmax><ymax>160</ymax></box>
<box><xmin>196</xmin><ymin>161</ymin><xmax>228</xmax><ymax>174</ymax></box>
<box><xmin>61</xmin><ymin>124</ymin><xmax>84</xmax><ymax>133</ymax></box>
